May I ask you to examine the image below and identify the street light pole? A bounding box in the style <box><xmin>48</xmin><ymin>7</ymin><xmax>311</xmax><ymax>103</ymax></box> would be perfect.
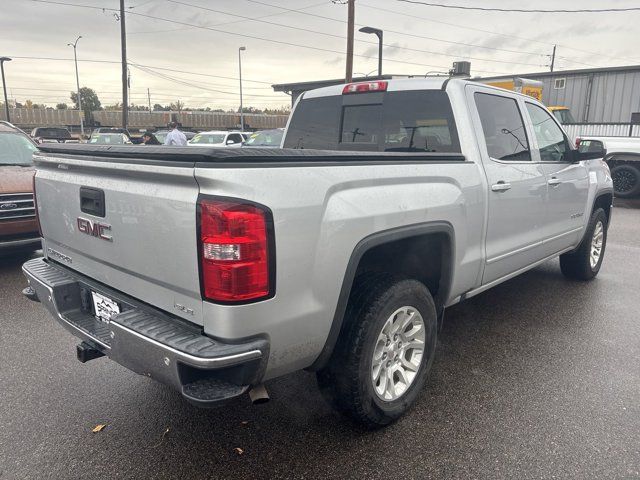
<box><xmin>359</xmin><ymin>26</ymin><xmax>383</xmax><ymax>77</ymax></box>
<box><xmin>67</xmin><ymin>36</ymin><xmax>84</xmax><ymax>137</ymax></box>
<box><xmin>238</xmin><ymin>46</ymin><xmax>246</xmax><ymax>131</ymax></box>
<box><xmin>0</xmin><ymin>57</ymin><xmax>12</xmax><ymax>123</ymax></box>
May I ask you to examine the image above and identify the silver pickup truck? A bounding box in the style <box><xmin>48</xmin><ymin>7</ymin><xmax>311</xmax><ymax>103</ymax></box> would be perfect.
<box><xmin>23</xmin><ymin>78</ymin><xmax>613</xmax><ymax>428</ymax></box>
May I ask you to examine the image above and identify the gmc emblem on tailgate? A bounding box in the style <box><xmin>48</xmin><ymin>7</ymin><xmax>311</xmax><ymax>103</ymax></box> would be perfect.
<box><xmin>77</xmin><ymin>217</ymin><xmax>113</xmax><ymax>242</ymax></box>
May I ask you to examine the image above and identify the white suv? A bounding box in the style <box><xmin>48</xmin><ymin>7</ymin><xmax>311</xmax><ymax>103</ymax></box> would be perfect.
<box><xmin>188</xmin><ymin>130</ymin><xmax>245</xmax><ymax>148</ymax></box>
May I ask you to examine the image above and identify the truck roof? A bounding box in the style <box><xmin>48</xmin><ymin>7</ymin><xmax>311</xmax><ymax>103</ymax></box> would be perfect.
<box><xmin>301</xmin><ymin>77</ymin><xmax>543</xmax><ymax>102</ymax></box>
<box><xmin>303</xmin><ymin>77</ymin><xmax>450</xmax><ymax>99</ymax></box>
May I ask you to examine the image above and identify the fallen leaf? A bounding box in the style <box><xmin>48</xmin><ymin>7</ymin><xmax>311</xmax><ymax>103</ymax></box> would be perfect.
<box><xmin>151</xmin><ymin>427</ymin><xmax>170</xmax><ymax>449</ymax></box>
<box><xmin>234</xmin><ymin>447</ymin><xmax>244</xmax><ymax>455</ymax></box>
<box><xmin>92</xmin><ymin>424</ymin><xmax>106</xmax><ymax>433</ymax></box>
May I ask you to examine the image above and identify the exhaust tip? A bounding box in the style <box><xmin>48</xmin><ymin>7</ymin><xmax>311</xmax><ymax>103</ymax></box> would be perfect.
<box><xmin>248</xmin><ymin>384</ymin><xmax>270</xmax><ymax>404</ymax></box>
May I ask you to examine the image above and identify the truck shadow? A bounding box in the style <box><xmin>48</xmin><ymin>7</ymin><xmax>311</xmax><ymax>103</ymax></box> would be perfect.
<box><xmin>110</xmin><ymin>259</ymin><xmax>614</xmax><ymax>478</ymax></box>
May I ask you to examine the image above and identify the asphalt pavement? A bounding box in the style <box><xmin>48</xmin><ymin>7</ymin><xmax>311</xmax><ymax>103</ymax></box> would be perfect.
<box><xmin>1</xmin><ymin>204</ymin><xmax>639</xmax><ymax>480</ymax></box>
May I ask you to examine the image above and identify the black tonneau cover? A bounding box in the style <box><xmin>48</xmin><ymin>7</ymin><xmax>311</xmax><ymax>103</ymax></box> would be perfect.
<box><xmin>36</xmin><ymin>143</ymin><xmax>466</xmax><ymax>166</ymax></box>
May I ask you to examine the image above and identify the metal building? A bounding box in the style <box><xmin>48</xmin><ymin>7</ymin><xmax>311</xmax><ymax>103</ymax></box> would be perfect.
<box><xmin>479</xmin><ymin>65</ymin><xmax>640</xmax><ymax>123</ymax></box>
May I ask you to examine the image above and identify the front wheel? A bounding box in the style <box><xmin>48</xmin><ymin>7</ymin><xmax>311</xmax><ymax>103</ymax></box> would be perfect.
<box><xmin>560</xmin><ymin>208</ymin><xmax>608</xmax><ymax>280</ymax></box>
<box><xmin>610</xmin><ymin>164</ymin><xmax>640</xmax><ymax>198</ymax></box>
<box><xmin>317</xmin><ymin>276</ymin><xmax>437</xmax><ymax>428</ymax></box>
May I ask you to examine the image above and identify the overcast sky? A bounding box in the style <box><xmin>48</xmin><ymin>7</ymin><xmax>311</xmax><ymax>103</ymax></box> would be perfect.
<box><xmin>2</xmin><ymin>0</ymin><xmax>639</xmax><ymax>110</ymax></box>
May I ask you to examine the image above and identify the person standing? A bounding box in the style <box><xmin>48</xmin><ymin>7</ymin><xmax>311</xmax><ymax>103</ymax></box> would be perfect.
<box><xmin>141</xmin><ymin>131</ymin><xmax>161</xmax><ymax>145</ymax></box>
<box><xmin>163</xmin><ymin>121</ymin><xmax>188</xmax><ymax>146</ymax></box>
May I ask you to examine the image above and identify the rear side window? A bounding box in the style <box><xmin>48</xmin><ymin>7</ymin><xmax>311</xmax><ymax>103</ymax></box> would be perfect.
<box><xmin>284</xmin><ymin>90</ymin><xmax>460</xmax><ymax>153</ymax></box>
<box><xmin>284</xmin><ymin>96</ymin><xmax>341</xmax><ymax>150</ymax></box>
<box><xmin>475</xmin><ymin>92</ymin><xmax>530</xmax><ymax>161</ymax></box>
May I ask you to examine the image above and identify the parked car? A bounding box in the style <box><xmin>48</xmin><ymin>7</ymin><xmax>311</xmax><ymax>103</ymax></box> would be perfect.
<box><xmin>548</xmin><ymin>106</ymin><xmax>576</xmax><ymax>124</ymax></box>
<box><xmin>91</xmin><ymin>128</ymin><xmax>144</xmax><ymax>144</ymax></box>
<box><xmin>30</xmin><ymin>127</ymin><xmax>73</xmax><ymax>144</ymax></box>
<box><xmin>0</xmin><ymin>122</ymin><xmax>40</xmax><ymax>255</ymax></box>
<box><xmin>24</xmin><ymin>78</ymin><xmax>612</xmax><ymax>428</ymax></box>
<box><xmin>188</xmin><ymin>130</ymin><xmax>244</xmax><ymax>147</ymax></box>
<box><xmin>577</xmin><ymin>136</ymin><xmax>640</xmax><ymax>197</ymax></box>
<box><xmin>242</xmin><ymin>128</ymin><xmax>284</xmax><ymax>148</ymax></box>
<box><xmin>88</xmin><ymin>133</ymin><xmax>132</xmax><ymax>145</ymax></box>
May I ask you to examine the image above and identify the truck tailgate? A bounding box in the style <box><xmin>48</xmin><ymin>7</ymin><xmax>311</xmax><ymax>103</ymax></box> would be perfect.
<box><xmin>34</xmin><ymin>150</ymin><xmax>204</xmax><ymax>325</ymax></box>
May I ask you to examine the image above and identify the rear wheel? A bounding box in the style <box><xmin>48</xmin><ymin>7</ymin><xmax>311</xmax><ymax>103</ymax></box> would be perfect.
<box><xmin>610</xmin><ymin>164</ymin><xmax>640</xmax><ymax>198</ymax></box>
<box><xmin>317</xmin><ymin>276</ymin><xmax>437</xmax><ymax>428</ymax></box>
<box><xmin>560</xmin><ymin>208</ymin><xmax>608</xmax><ymax>280</ymax></box>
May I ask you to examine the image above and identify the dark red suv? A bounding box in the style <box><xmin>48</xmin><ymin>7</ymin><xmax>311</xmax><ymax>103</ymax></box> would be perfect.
<box><xmin>0</xmin><ymin>121</ymin><xmax>41</xmax><ymax>255</ymax></box>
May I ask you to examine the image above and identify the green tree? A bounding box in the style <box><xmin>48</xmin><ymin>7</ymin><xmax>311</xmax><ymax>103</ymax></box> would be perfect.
<box><xmin>56</xmin><ymin>103</ymin><xmax>68</xmax><ymax>110</ymax></box>
<box><xmin>104</xmin><ymin>102</ymin><xmax>122</xmax><ymax>111</ymax></box>
<box><xmin>70</xmin><ymin>87</ymin><xmax>102</xmax><ymax>125</ymax></box>
<box><xmin>169</xmin><ymin>100</ymin><xmax>184</xmax><ymax>112</ymax></box>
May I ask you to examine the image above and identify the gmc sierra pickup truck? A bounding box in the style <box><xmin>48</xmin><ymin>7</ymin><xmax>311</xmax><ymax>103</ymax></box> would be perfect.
<box><xmin>23</xmin><ymin>78</ymin><xmax>613</xmax><ymax>428</ymax></box>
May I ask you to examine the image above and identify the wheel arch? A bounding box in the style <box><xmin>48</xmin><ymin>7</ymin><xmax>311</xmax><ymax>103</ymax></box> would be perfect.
<box><xmin>592</xmin><ymin>189</ymin><xmax>614</xmax><ymax>224</ymax></box>
<box><xmin>308</xmin><ymin>221</ymin><xmax>455</xmax><ymax>371</ymax></box>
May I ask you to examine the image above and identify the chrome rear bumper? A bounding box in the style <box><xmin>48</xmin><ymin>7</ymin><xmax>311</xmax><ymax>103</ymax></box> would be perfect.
<box><xmin>22</xmin><ymin>257</ymin><xmax>268</xmax><ymax>406</ymax></box>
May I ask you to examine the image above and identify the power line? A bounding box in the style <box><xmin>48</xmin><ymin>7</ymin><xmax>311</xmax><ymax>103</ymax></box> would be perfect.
<box><xmin>130</xmin><ymin>63</ymin><xmax>285</xmax><ymax>98</ymax></box>
<box><xmin>170</xmin><ymin>0</ymin><xmax>544</xmax><ymax>67</ymax></box>
<box><xmin>245</xmin><ymin>0</ymin><xmax>546</xmax><ymax>57</ymax></box>
<box><xmin>122</xmin><ymin>10</ymin><xmax>458</xmax><ymax>71</ymax></box>
<box><xmin>128</xmin><ymin>0</ymin><xmax>327</xmax><ymax>34</ymax></box>
<box><xmin>25</xmin><ymin>0</ymin><xmax>640</xmax><ymax>66</ymax></box>
<box><xmin>395</xmin><ymin>0</ymin><xmax>640</xmax><ymax>13</ymax></box>
<box><xmin>7</xmin><ymin>55</ymin><xmax>276</xmax><ymax>85</ymax></box>
<box><xmin>357</xmin><ymin>2</ymin><xmax>639</xmax><ymax>65</ymax></box>
<box><xmin>23</xmin><ymin>0</ymin><xmax>467</xmax><ymax>72</ymax></box>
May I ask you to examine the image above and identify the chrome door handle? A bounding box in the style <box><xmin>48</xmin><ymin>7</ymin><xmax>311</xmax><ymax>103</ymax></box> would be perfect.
<box><xmin>547</xmin><ymin>177</ymin><xmax>562</xmax><ymax>187</ymax></box>
<box><xmin>491</xmin><ymin>182</ymin><xmax>512</xmax><ymax>192</ymax></box>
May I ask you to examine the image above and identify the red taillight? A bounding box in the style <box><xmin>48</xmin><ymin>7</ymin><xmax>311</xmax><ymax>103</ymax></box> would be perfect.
<box><xmin>198</xmin><ymin>198</ymin><xmax>272</xmax><ymax>303</ymax></box>
<box><xmin>342</xmin><ymin>81</ymin><xmax>388</xmax><ymax>94</ymax></box>
<box><xmin>32</xmin><ymin>173</ymin><xmax>42</xmax><ymax>236</ymax></box>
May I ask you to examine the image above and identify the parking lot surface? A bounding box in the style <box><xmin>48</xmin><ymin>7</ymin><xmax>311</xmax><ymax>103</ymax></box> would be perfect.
<box><xmin>1</xmin><ymin>205</ymin><xmax>639</xmax><ymax>480</ymax></box>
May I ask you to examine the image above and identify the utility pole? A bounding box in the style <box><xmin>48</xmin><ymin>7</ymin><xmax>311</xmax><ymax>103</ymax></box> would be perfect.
<box><xmin>67</xmin><ymin>36</ymin><xmax>84</xmax><ymax>137</ymax></box>
<box><xmin>147</xmin><ymin>88</ymin><xmax>151</xmax><ymax>113</ymax></box>
<box><xmin>345</xmin><ymin>0</ymin><xmax>355</xmax><ymax>82</ymax></box>
<box><xmin>239</xmin><ymin>46</ymin><xmax>246</xmax><ymax>131</ymax></box>
<box><xmin>0</xmin><ymin>57</ymin><xmax>11</xmax><ymax>123</ymax></box>
<box><xmin>120</xmin><ymin>0</ymin><xmax>128</xmax><ymax>130</ymax></box>
<box><xmin>550</xmin><ymin>45</ymin><xmax>556</xmax><ymax>72</ymax></box>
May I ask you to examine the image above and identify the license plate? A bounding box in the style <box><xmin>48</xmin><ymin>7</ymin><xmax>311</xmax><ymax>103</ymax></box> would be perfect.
<box><xmin>91</xmin><ymin>291</ymin><xmax>120</xmax><ymax>323</ymax></box>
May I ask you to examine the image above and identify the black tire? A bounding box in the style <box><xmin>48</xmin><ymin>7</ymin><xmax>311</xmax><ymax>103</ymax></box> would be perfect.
<box><xmin>316</xmin><ymin>275</ymin><xmax>437</xmax><ymax>429</ymax></box>
<box><xmin>560</xmin><ymin>208</ymin><xmax>608</xmax><ymax>281</ymax></box>
<box><xmin>610</xmin><ymin>164</ymin><xmax>640</xmax><ymax>198</ymax></box>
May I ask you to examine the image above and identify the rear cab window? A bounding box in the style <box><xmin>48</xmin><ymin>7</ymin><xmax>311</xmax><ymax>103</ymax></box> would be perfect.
<box><xmin>283</xmin><ymin>90</ymin><xmax>461</xmax><ymax>153</ymax></box>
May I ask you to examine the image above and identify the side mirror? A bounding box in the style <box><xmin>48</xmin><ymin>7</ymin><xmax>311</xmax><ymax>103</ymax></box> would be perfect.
<box><xmin>573</xmin><ymin>147</ymin><xmax>607</xmax><ymax>162</ymax></box>
<box><xmin>226</xmin><ymin>139</ymin><xmax>235</xmax><ymax>145</ymax></box>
